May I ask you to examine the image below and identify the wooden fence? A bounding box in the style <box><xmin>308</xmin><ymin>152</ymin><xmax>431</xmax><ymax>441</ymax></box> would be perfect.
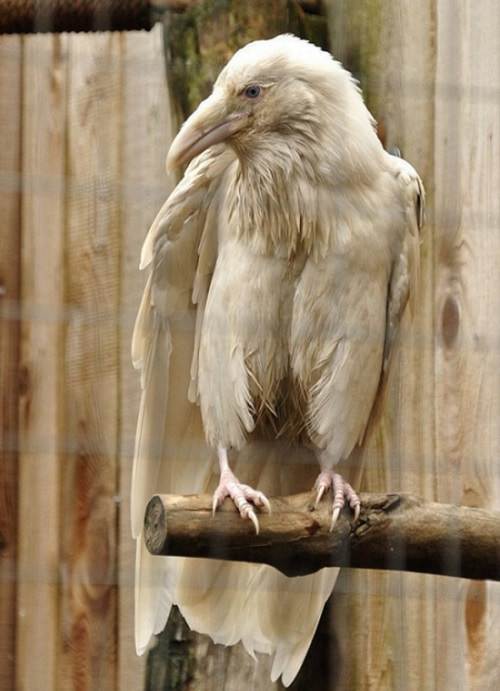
<box><xmin>0</xmin><ymin>2</ymin><xmax>500</xmax><ymax>690</ymax></box>
<box><xmin>0</xmin><ymin>24</ymin><xmax>176</xmax><ymax>690</ymax></box>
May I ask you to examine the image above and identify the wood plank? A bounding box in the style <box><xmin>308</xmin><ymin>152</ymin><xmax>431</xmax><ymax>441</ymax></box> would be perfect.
<box><xmin>59</xmin><ymin>32</ymin><xmax>121</xmax><ymax>691</ymax></box>
<box><xmin>0</xmin><ymin>34</ymin><xmax>22</xmax><ymax>691</ymax></box>
<box><xmin>118</xmin><ymin>24</ymin><xmax>176</xmax><ymax>691</ymax></box>
<box><xmin>434</xmin><ymin>2</ymin><xmax>500</xmax><ymax>688</ymax></box>
<box><xmin>16</xmin><ymin>33</ymin><xmax>68</xmax><ymax>691</ymax></box>
<box><xmin>326</xmin><ymin>1</ymin><xmax>500</xmax><ymax>689</ymax></box>
<box><xmin>326</xmin><ymin>2</ymin><xmax>439</xmax><ymax>689</ymax></box>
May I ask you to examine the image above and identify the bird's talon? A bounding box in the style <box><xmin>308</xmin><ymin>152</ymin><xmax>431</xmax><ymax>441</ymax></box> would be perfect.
<box><xmin>246</xmin><ymin>508</ymin><xmax>260</xmax><ymax>534</ymax></box>
<box><xmin>211</xmin><ymin>465</ymin><xmax>268</xmax><ymax>534</ymax></box>
<box><xmin>260</xmin><ymin>494</ymin><xmax>272</xmax><ymax>513</ymax></box>
<box><xmin>315</xmin><ymin>485</ymin><xmax>325</xmax><ymax>507</ymax></box>
<box><xmin>330</xmin><ymin>507</ymin><xmax>341</xmax><ymax>531</ymax></box>
<box><xmin>313</xmin><ymin>470</ymin><xmax>361</xmax><ymax>527</ymax></box>
<box><xmin>212</xmin><ymin>490</ymin><xmax>224</xmax><ymax>516</ymax></box>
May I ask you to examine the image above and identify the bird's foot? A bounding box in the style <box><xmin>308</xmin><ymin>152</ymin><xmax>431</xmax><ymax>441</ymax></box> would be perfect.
<box><xmin>314</xmin><ymin>470</ymin><xmax>361</xmax><ymax>530</ymax></box>
<box><xmin>212</xmin><ymin>468</ymin><xmax>271</xmax><ymax>534</ymax></box>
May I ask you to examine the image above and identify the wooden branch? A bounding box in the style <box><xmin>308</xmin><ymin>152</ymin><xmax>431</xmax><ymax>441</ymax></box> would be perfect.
<box><xmin>0</xmin><ymin>0</ymin><xmax>191</xmax><ymax>35</ymax></box>
<box><xmin>144</xmin><ymin>492</ymin><xmax>500</xmax><ymax>581</ymax></box>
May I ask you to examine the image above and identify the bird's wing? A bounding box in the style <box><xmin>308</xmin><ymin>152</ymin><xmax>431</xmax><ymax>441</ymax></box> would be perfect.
<box><xmin>131</xmin><ymin>143</ymin><xmax>234</xmax><ymax>537</ymax></box>
<box><xmin>383</xmin><ymin>156</ymin><xmax>425</xmax><ymax>373</ymax></box>
<box><xmin>131</xmin><ymin>143</ymin><xmax>235</xmax><ymax>651</ymax></box>
<box><xmin>292</xmin><ymin>157</ymin><xmax>424</xmax><ymax>464</ymax></box>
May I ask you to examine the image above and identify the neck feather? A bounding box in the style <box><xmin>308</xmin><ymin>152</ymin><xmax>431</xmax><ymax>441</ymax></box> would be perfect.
<box><xmin>228</xmin><ymin>137</ymin><xmax>327</xmax><ymax>257</ymax></box>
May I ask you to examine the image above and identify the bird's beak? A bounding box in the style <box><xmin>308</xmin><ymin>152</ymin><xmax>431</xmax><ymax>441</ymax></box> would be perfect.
<box><xmin>166</xmin><ymin>91</ymin><xmax>248</xmax><ymax>170</ymax></box>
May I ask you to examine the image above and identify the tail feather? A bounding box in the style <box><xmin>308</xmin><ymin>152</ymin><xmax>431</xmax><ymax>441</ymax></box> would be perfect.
<box><xmin>135</xmin><ymin>537</ymin><xmax>173</xmax><ymax>654</ymax></box>
<box><xmin>174</xmin><ymin>557</ymin><xmax>338</xmax><ymax>687</ymax></box>
<box><xmin>131</xmin><ymin>312</ymin><xmax>171</xmax><ymax>538</ymax></box>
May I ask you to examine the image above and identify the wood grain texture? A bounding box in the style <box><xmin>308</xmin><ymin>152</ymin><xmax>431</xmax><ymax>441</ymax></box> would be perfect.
<box><xmin>326</xmin><ymin>1</ymin><xmax>500</xmax><ymax>689</ymax></box>
<box><xmin>59</xmin><ymin>32</ymin><xmax>121</xmax><ymax>691</ymax></box>
<box><xmin>144</xmin><ymin>492</ymin><xmax>500</xmax><ymax>581</ymax></box>
<box><xmin>0</xmin><ymin>34</ymin><xmax>22</xmax><ymax>691</ymax></box>
<box><xmin>117</xmin><ymin>24</ymin><xmax>176</xmax><ymax>691</ymax></box>
<box><xmin>16</xmin><ymin>33</ymin><xmax>68</xmax><ymax>691</ymax></box>
<box><xmin>434</xmin><ymin>2</ymin><xmax>500</xmax><ymax>688</ymax></box>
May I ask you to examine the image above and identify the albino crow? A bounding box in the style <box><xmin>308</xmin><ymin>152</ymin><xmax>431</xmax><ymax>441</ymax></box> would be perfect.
<box><xmin>132</xmin><ymin>34</ymin><xmax>424</xmax><ymax>686</ymax></box>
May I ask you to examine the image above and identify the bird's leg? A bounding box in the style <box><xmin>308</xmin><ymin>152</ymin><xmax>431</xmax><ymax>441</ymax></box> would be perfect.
<box><xmin>314</xmin><ymin>459</ymin><xmax>361</xmax><ymax>530</ymax></box>
<box><xmin>212</xmin><ymin>447</ymin><xmax>271</xmax><ymax>534</ymax></box>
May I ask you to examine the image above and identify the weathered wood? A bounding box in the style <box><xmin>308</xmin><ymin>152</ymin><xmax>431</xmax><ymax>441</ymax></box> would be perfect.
<box><xmin>144</xmin><ymin>492</ymin><xmax>500</xmax><ymax>581</ymax></box>
<box><xmin>326</xmin><ymin>2</ymin><xmax>500</xmax><ymax>690</ymax></box>
<box><xmin>0</xmin><ymin>34</ymin><xmax>22</xmax><ymax>691</ymax></box>
<box><xmin>16</xmin><ymin>33</ymin><xmax>67</xmax><ymax>691</ymax></box>
<box><xmin>433</xmin><ymin>2</ymin><xmax>500</xmax><ymax>688</ymax></box>
<box><xmin>59</xmin><ymin>32</ymin><xmax>121</xmax><ymax>691</ymax></box>
<box><xmin>117</xmin><ymin>24</ymin><xmax>176</xmax><ymax>690</ymax></box>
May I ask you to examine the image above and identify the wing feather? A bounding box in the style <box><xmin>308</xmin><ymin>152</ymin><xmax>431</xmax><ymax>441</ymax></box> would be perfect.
<box><xmin>131</xmin><ymin>145</ymin><xmax>235</xmax><ymax>649</ymax></box>
<box><xmin>291</xmin><ymin>155</ymin><xmax>424</xmax><ymax>463</ymax></box>
<box><xmin>383</xmin><ymin>156</ymin><xmax>425</xmax><ymax>372</ymax></box>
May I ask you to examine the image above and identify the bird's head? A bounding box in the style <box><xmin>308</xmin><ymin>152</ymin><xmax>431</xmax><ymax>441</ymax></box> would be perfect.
<box><xmin>166</xmin><ymin>34</ymin><xmax>380</xmax><ymax>176</ymax></box>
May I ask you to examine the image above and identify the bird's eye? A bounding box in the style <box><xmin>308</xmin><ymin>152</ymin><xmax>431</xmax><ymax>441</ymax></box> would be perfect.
<box><xmin>244</xmin><ymin>84</ymin><xmax>261</xmax><ymax>99</ymax></box>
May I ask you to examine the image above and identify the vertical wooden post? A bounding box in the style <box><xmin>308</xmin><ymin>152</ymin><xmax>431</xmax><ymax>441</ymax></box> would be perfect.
<box><xmin>58</xmin><ymin>32</ymin><xmax>121</xmax><ymax>691</ymax></box>
<box><xmin>433</xmin><ymin>2</ymin><xmax>500</xmax><ymax>688</ymax></box>
<box><xmin>17</xmin><ymin>34</ymin><xmax>67</xmax><ymax>691</ymax></box>
<box><xmin>325</xmin><ymin>1</ymin><xmax>500</xmax><ymax>689</ymax></box>
<box><xmin>0</xmin><ymin>34</ymin><xmax>22</xmax><ymax>691</ymax></box>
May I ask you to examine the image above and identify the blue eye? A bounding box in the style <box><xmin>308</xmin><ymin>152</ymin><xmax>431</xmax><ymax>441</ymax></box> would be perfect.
<box><xmin>244</xmin><ymin>84</ymin><xmax>261</xmax><ymax>99</ymax></box>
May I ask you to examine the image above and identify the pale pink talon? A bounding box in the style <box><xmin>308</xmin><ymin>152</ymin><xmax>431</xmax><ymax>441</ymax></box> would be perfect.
<box><xmin>313</xmin><ymin>470</ymin><xmax>361</xmax><ymax>530</ymax></box>
<box><xmin>315</xmin><ymin>485</ymin><xmax>325</xmax><ymax>507</ymax></box>
<box><xmin>212</xmin><ymin>458</ymin><xmax>270</xmax><ymax>534</ymax></box>
<box><xmin>261</xmin><ymin>495</ymin><xmax>272</xmax><ymax>513</ymax></box>
<box><xmin>331</xmin><ymin>506</ymin><xmax>341</xmax><ymax>530</ymax></box>
<box><xmin>246</xmin><ymin>508</ymin><xmax>260</xmax><ymax>534</ymax></box>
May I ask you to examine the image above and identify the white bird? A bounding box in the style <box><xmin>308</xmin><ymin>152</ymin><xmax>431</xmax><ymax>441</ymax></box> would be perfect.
<box><xmin>131</xmin><ymin>34</ymin><xmax>424</xmax><ymax>686</ymax></box>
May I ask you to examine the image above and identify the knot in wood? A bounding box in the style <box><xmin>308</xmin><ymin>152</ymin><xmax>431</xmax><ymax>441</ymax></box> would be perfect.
<box><xmin>144</xmin><ymin>496</ymin><xmax>168</xmax><ymax>555</ymax></box>
<box><xmin>441</xmin><ymin>294</ymin><xmax>460</xmax><ymax>348</ymax></box>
